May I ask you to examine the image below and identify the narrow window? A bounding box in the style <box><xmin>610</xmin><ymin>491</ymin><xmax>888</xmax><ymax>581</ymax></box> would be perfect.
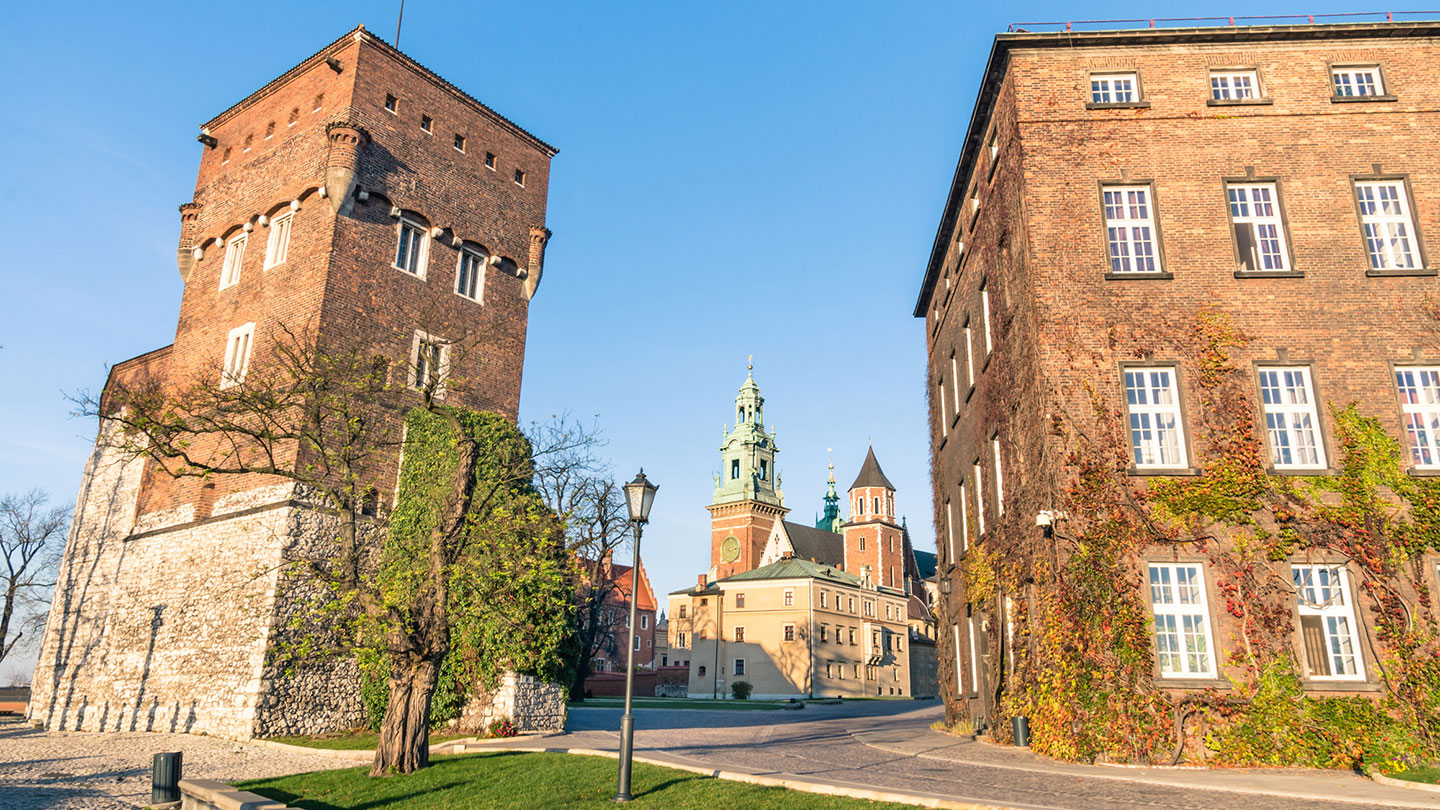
<box><xmin>1332</xmin><ymin>66</ymin><xmax>1384</xmax><ymax>97</ymax></box>
<box><xmin>1396</xmin><ymin>367</ymin><xmax>1440</xmax><ymax>469</ymax></box>
<box><xmin>222</xmin><ymin>147</ymin><xmax>231</xmax><ymax>164</ymax></box>
<box><xmin>1210</xmin><ymin>70</ymin><xmax>1258</xmax><ymax>100</ymax></box>
<box><xmin>819</xmin><ymin>591</ymin><xmax>827</xmax><ymax>608</ymax></box>
<box><xmin>938</xmin><ymin>377</ymin><xmax>948</xmax><ymax>437</ymax></box>
<box><xmin>783</xmin><ymin>589</ymin><xmax>793</xmax><ymax>607</ymax></box>
<box><xmin>288</xmin><ymin>107</ymin><xmax>299</xmax><ymax>126</ymax></box>
<box><xmin>759</xmin><ymin>459</ymin><xmax>768</xmax><ymax>480</ymax></box>
<box><xmin>1259</xmin><ymin>367</ymin><xmax>1326</xmax><ymax>469</ymax></box>
<box><xmin>730</xmin><ymin>459</ymin><xmax>740</xmax><ymax>479</ymax></box>
<box><xmin>1124</xmin><ymin>367</ymin><xmax>1188</xmax><ymax>469</ymax></box>
<box><xmin>221</xmin><ymin>323</ymin><xmax>255</xmax><ymax>388</ymax></box>
<box><xmin>1228</xmin><ymin>183</ymin><xmax>1290</xmax><ymax>272</ymax></box>
<box><xmin>980</xmin><ymin>284</ymin><xmax>993</xmax><ymax>355</ymax></box>
<box><xmin>1090</xmin><ymin>72</ymin><xmax>1138</xmax><ymax>103</ymax></box>
<box><xmin>820</xmin><ymin>625</ymin><xmax>828</xmax><ymax>642</ymax></box>
<box><xmin>735</xmin><ymin>592</ymin><xmax>745</xmax><ymax>608</ymax></box>
<box><xmin>243</xmin><ymin>134</ymin><xmax>252</xmax><ymax>153</ymax></box>
<box><xmin>859</xmin><ymin>535</ymin><xmax>866</xmax><ymax>552</ymax></box>
<box><xmin>1292</xmin><ymin>565</ymin><xmax>1364</xmax><ymax>680</ymax></box>
<box><xmin>950</xmin><ymin>352</ymin><xmax>961</xmax><ymax>415</ymax></box>
<box><xmin>641</xmin><ymin>615</ymin><xmax>649</xmax><ymax>630</ymax></box>
<box><xmin>454</xmin><ymin>134</ymin><xmax>466</xmax><ymax>152</ymax></box>
<box><xmin>420</xmin><ymin>114</ymin><xmax>433</xmax><ymax>133</ymax></box>
<box><xmin>734</xmin><ymin>626</ymin><xmax>745</xmax><ymax>642</ymax></box>
<box><xmin>264</xmin><ymin>211</ymin><xmax>292</xmax><ymax>269</ymax></box>
<box><xmin>734</xmin><ymin>658</ymin><xmax>746</xmax><ymax>676</ymax></box>
<box><xmin>968</xmin><ymin>612</ymin><xmax>980</xmax><ymax>692</ymax></box>
<box><xmin>783</xmin><ymin>624</ymin><xmax>795</xmax><ymax>642</ymax></box>
<box><xmin>1355</xmin><ymin>180</ymin><xmax>1420</xmax><ymax>270</ymax></box>
<box><xmin>312</xmin><ymin>93</ymin><xmax>324</xmax><ymax>112</ymax></box>
<box><xmin>360</xmin><ymin>487</ymin><xmax>380</xmax><ymax>517</ymax></box>
<box><xmin>634</xmin><ymin>635</ymin><xmax>641</xmax><ymax>651</ymax></box>
<box><xmin>973</xmin><ymin>463</ymin><xmax>985</xmax><ymax>534</ymax></box>
<box><xmin>1103</xmin><ymin>186</ymin><xmax>1160</xmax><ymax>273</ymax></box>
<box><xmin>991</xmin><ymin>437</ymin><xmax>1005</xmax><ymax>515</ymax></box>
<box><xmin>394</xmin><ymin>218</ymin><xmax>429</xmax><ymax>277</ymax></box>
<box><xmin>1148</xmin><ymin>563</ymin><xmax>1217</xmax><ymax>678</ymax></box>
<box><xmin>873</xmin><ymin>497</ymin><xmax>880</xmax><ymax>514</ymax></box>
<box><xmin>959</xmin><ymin>480</ymin><xmax>970</xmax><ymax>552</ymax></box>
<box><xmin>848</xmin><ymin>597</ymin><xmax>855</xmax><ymax>613</ymax></box>
<box><xmin>411</xmin><ymin>332</ymin><xmax>448</xmax><ymax>393</ymax></box>
<box><xmin>514</xmin><ymin>168</ymin><xmax>526</xmax><ymax>187</ymax></box>
<box><xmin>485</xmin><ymin>152</ymin><xmax>496</xmax><ymax>169</ymax></box>
<box><xmin>384</xmin><ymin>93</ymin><xmax>398</xmax><ymax>113</ymax></box>
<box><xmin>456</xmin><ymin>248</ymin><xmax>486</xmax><ymax>302</ymax></box>
<box><xmin>678</xmin><ymin>605</ymin><xmax>687</xmax><ymax>619</ymax></box>
<box><xmin>264</xmin><ymin>122</ymin><xmax>275</xmax><ymax>140</ymax></box>
<box><xmin>848</xmin><ymin>627</ymin><xmax>855</xmax><ymax>644</ymax></box>
<box><xmin>964</xmin><ymin>321</ymin><xmax>975</xmax><ymax>387</ymax></box>
<box><xmin>219</xmin><ymin>233</ymin><xmax>247</xmax><ymax>289</ymax></box>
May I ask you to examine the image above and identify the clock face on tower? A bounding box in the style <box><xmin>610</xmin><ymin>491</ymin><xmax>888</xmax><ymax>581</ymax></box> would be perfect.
<box><xmin>721</xmin><ymin>535</ymin><xmax>740</xmax><ymax>563</ymax></box>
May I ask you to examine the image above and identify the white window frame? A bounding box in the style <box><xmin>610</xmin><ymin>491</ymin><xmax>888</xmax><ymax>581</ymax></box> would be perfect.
<box><xmin>219</xmin><ymin>233</ymin><xmax>247</xmax><ymax>290</ymax></box>
<box><xmin>972</xmin><ymin>462</ymin><xmax>985</xmax><ymax>535</ymax></box>
<box><xmin>1228</xmin><ymin>183</ymin><xmax>1290</xmax><ymax>272</ymax></box>
<box><xmin>1090</xmin><ymin>72</ymin><xmax>1138</xmax><ymax>104</ymax></box>
<box><xmin>733</xmin><ymin>658</ymin><xmax>746</xmax><ymax>676</ymax></box>
<box><xmin>950</xmin><ymin>351</ymin><xmax>960</xmax><ymax>416</ymax></box>
<box><xmin>991</xmin><ymin>437</ymin><xmax>1004</xmax><ymax>515</ymax></box>
<box><xmin>959</xmin><ymin>480</ymin><xmax>970</xmax><ymax>553</ymax></box>
<box><xmin>394</xmin><ymin>217</ymin><xmax>430</xmax><ymax>278</ymax></box>
<box><xmin>944</xmin><ymin>499</ymin><xmax>955</xmax><ymax>561</ymax></box>
<box><xmin>1148</xmin><ymin>563</ymin><xmax>1217</xmax><ymax>678</ymax></box>
<box><xmin>964</xmin><ymin>321</ymin><xmax>976</xmax><ymax>387</ymax></box>
<box><xmin>1331</xmin><ymin>65</ymin><xmax>1384</xmax><ymax>97</ymax></box>
<box><xmin>456</xmin><ymin>247</ymin><xmax>486</xmax><ymax>303</ymax></box>
<box><xmin>953</xmin><ymin>624</ymin><xmax>964</xmax><ymax>694</ymax></box>
<box><xmin>968</xmin><ymin>612</ymin><xmax>980</xmax><ymax>693</ymax></box>
<box><xmin>938</xmin><ymin>377</ymin><xmax>948</xmax><ymax>438</ymax></box>
<box><xmin>1292</xmin><ymin>565</ymin><xmax>1365</xmax><ymax>681</ymax></box>
<box><xmin>783</xmin><ymin>588</ymin><xmax>794</xmax><ymax>607</ymax></box>
<box><xmin>264</xmin><ymin>211</ymin><xmax>292</xmax><ymax>270</ymax></box>
<box><xmin>1258</xmin><ymin>367</ymin><xmax>1327</xmax><ymax>470</ymax></box>
<box><xmin>980</xmin><ymin>285</ymin><xmax>993</xmax><ymax>356</ymax></box>
<box><xmin>640</xmin><ymin>615</ymin><xmax>649</xmax><ymax>630</ymax></box>
<box><xmin>1124</xmin><ymin>367</ymin><xmax>1188</xmax><ymax>469</ymax></box>
<box><xmin>1103</xmin><ymin>185</ymin><xmax>1161</xmax><ymax>274</ymax></box>
<box><xmin>408</xmin><ymin>330</ymin><xmax>450</xmax><ymax>395</ymax></box>
<box><xmin>1395</xmin><ymin>366</ymin><xmax>1440</xmax><ymax>469</ymax></box>
<box><xmin>1210</xmin><ymin>69</ymin><xmax>1259</xmax><ymax>100</ymax></box>
<box><xmin>1355</xmin><ymin>180</ymin><xmax>1421</xmax><ymax>271</ymax></box>
<box><xmin>221</xmin><ymin>322</ymin><xmax>256</xmax><ymax>389</ymax></box>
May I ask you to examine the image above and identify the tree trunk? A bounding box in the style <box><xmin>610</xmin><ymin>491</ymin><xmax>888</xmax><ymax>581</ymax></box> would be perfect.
<box><xmin>370</xmin><ymin>656</ymin><xmax>440</xmax><ymax>776</ymax></box>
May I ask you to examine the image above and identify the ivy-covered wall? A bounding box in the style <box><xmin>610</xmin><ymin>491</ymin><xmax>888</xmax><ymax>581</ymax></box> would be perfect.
<box><xmin>950</xmin><ymin>308</ymin><xmax>1440</xmax><ymax>771</ymax></box>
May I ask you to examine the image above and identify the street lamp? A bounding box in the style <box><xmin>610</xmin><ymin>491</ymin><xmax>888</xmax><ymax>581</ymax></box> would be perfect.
<box><xmin>614</xmin><ymin>468</ymin><xmax>657</xmax><ymax>803</ymax></box>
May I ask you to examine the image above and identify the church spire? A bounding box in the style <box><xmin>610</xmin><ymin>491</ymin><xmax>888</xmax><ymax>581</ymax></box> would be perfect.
<box><xmin>713</xmin><ymin>360</ymin><xmax>782</xmax><ymax>507</ymax></box>
<box><xmin>815</xmin><ymin>449</ymin><xmax>844</xmax><ymax>533</ymax></box>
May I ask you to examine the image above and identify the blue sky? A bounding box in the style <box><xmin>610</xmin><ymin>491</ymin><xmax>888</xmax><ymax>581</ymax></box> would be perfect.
<box><xmin>0</xmin><ymin>2</ymin><xmax>1393</xmax><ymax>675</ymax></box>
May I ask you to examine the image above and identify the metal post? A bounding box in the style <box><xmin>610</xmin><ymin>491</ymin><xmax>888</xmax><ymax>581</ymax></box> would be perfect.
<box><xmin>152</xmin><ymin>751</ymin><xmax>182</xmax><ymax>804</ymax></box>
<box><xmin>613</xmin><ymin>521</ymin><xmax>644</xmax><ymax>802</ymax></box>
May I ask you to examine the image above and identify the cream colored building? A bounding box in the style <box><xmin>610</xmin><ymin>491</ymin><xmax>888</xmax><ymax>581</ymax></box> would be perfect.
<box><xmin>668</xmin><ymin>557</ymin><xmax>912</xmax><ymax>699</ymax></box>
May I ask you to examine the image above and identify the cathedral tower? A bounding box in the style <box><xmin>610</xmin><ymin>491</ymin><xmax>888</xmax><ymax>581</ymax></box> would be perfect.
<box><xmin>708</xmin><ymin>364</ymin><xmax>787</xmax><ymax>579</ymax></box>
<box><xmin>843</xmin><ymin>446</ymin><xmax>906</xmax><ymax>590</ymax></box>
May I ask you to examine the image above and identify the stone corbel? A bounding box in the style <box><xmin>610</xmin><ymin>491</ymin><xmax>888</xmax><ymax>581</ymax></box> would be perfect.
<box><xmin>324</xmin><ymin>121</ymin><xmax>369</xmax><ymax>216</ymax></box>
<box><xmin>523</xmin><ymin>225</ymin><xmax>552</xmax><ymax>301</ymax></box>
<box><xmin>176</xmin><ymin>202</ymin><xmax>202</xmax><ymax>282</ymax></box>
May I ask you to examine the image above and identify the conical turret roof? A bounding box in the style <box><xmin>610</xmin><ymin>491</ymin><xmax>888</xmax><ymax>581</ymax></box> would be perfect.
<box><xmin>849</xmin><ymin>445</ymin><xmax>895</xmax><ymax>491</ymax></box>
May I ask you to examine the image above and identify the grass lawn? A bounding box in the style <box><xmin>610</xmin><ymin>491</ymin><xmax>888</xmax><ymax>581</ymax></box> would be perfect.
<box><xmin>1386</xmin><ymin>763</ymin><xmax>1440</xmax><ymax>784</ymax></box>
<box><xmin>238</xmin><ymin>751</ymin><xmax>917</xmax><ymax>809</ymax></box>
<box><xmin>264</xmin><ymin>731</ymin><xmax>474</xmax><ymax>750</ymax></box>
<box><xmin>569</xmin><ymin>698</ymin><xmax>783</xmax><ymax>711</ymax></box>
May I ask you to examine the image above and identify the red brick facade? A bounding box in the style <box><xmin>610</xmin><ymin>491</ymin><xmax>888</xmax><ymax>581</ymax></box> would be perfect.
<box><xmin>918</xmin><ymin>23</ymin><xmax>1440</xmax><ymax>731</ymax></box>
<box><xmin>111</xmin><ymin>25</ymin><xmax>554</xmax><ymax>518</ymax></box>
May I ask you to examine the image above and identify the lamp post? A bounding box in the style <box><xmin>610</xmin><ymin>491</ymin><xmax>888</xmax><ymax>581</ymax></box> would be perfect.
<box><xmin>614</xmin><ymin>468</ymin><xmax>657</xmax><ymax>803</ymax></box>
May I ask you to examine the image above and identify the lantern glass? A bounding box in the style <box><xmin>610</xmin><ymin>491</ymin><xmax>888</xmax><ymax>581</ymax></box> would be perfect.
<box><xmin>624</xmin><ymin>469</ymin><xmax>658</xmax><ymax>524</ymax></box>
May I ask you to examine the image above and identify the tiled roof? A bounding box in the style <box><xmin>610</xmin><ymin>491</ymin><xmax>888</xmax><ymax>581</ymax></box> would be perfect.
<box><xmin>720</xmin><ymin>557</ymin><xmax>859</xmax><ymax>585</ymax></box>
<box><xmin>783</xmin><ymin>521</ymin><xmax>844</xmax><ymax>566</ymax></box>
<box><xmin>849</xmin><ymin>446</ymin><xmax>895</xmax><ymax>491</ymax></box>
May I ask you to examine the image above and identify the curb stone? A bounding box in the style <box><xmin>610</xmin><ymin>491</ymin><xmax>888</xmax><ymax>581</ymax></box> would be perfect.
<box><xmin>1372</xmin><ymin>770</ymin><xmax>1440</xmax><ymax>794</ymax></box>
<box><xmin>248</xmin><ymin>730</ymin><xmax>558</xmax><ymax>761</ymax></box>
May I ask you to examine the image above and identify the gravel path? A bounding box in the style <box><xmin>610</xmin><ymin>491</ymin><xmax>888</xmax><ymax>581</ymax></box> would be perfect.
<box><xmin>0</xmin><ymin>718</ymin><xmax>354</xmax><ymax>809</ymax></box>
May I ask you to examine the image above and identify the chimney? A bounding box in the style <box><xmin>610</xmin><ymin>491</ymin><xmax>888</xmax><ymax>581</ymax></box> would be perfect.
<box><xmin>781</xmin><ymin>550</ymin><xmax>794</xmax><ymax>560</ymax></box>
<box><xmin>697</xmin><ymin>574</ymin><xmax>708</xmax><ymax>589</ymax></box>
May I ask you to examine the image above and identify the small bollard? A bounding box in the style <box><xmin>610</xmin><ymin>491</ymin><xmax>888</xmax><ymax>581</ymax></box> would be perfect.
<box><xmin>1011</xmin><ymin>715</ymin><xmax>1030</xmax><ymax>748</ymax></box>
<box><xmin>152</xmin><ymin>751</ymin><xmax>182</xmax><ymax>804</ymax></box>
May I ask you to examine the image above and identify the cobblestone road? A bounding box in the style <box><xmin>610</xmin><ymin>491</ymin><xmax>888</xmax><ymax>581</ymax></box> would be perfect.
<box><xmin>0</xmin><ymin>718</ymin><xmax>351</xmax><ymax>809</ymax></box>
<box><xmin>566</xmin><ymin>700</ymin><xmax>1435</xmax><ymax>810</ymax></box>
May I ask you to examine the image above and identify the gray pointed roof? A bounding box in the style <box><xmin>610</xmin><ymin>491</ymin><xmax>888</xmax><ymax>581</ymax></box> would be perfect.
<box><xmin>849</xmin><ymin>446</ymin><xmax>895</xmax><ymax>491</ymax></box>
<box><xmin>782</xmin><ymin>521</ymin><xmax>844</xmax><ymax>567</ymax></box>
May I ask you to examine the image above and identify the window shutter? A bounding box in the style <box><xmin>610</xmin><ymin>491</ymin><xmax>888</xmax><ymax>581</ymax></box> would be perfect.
<box><xmin>1301</xmin><ymin>614</ymin><xmax>1331</xmax><ymax>677</ymax></box>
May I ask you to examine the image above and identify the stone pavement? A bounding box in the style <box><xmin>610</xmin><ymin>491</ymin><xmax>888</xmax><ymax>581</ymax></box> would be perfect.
<box><xmin>558</xmin><ymin>700</ymin><xmax>1440</xmax><ymax>809</ymax></box>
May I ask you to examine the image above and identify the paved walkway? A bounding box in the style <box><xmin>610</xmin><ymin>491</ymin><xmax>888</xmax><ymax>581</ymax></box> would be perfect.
<box><xmin>557</xmin><ymin>700</ymin><xmax>1440</xmax><ymax>809</ymax></box>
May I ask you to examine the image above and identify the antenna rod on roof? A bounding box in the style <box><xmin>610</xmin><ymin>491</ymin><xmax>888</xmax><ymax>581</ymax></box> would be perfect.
<box><xmin>395</xmin><ymin>0</ymin><xmax>406</xmax><ymax>48</ymax></box>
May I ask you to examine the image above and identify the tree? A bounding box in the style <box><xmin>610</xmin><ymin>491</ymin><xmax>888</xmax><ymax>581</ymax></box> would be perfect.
<box><xmin>0</xmin><ymin>490</ymin><xmax>69</xmax><ymax>668</ymax></box>
<box><xmin>529</xmin><ymin>422</ymin><xmax>634</xmax><ymax>700</ymax></box>
<box><xmin>81</xmin><ymin>321</ymin><xmax>586</xmax><ymax>775</ymax></box>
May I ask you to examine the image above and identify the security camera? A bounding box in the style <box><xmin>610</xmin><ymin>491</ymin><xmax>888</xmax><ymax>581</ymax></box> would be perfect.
<box><xmin>1036</xmin><ymin>510</ymin><xmax>1066</xmax><ymax>535</ymax></box>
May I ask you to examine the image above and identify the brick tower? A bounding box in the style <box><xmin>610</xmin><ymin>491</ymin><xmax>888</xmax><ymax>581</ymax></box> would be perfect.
<box><xmin>28</xmin><ymin>26</ymin><xmax>555</xmax><ymax>740</ymax></box>
<box><xmin>707</xmin><ymin>364</ymin><xmax>787</xmax><ymax>579</ymax></box>
<box><xmin>843</xmin><ymin>447</ymin><xmax>906</xmax><ymax>590</ymax></box>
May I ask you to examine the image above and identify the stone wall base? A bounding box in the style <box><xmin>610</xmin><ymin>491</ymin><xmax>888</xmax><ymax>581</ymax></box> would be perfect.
<box><xmin>455</xmin><ymin>672</ymin><xmax>566</xmax><ymax>733</ymax></box>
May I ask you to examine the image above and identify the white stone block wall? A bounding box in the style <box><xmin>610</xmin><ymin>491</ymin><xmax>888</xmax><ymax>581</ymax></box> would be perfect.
<box><xmin>456</xmin><ymin>672</ymin><xmax>566</xmax><ymax>733</ymax></box>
